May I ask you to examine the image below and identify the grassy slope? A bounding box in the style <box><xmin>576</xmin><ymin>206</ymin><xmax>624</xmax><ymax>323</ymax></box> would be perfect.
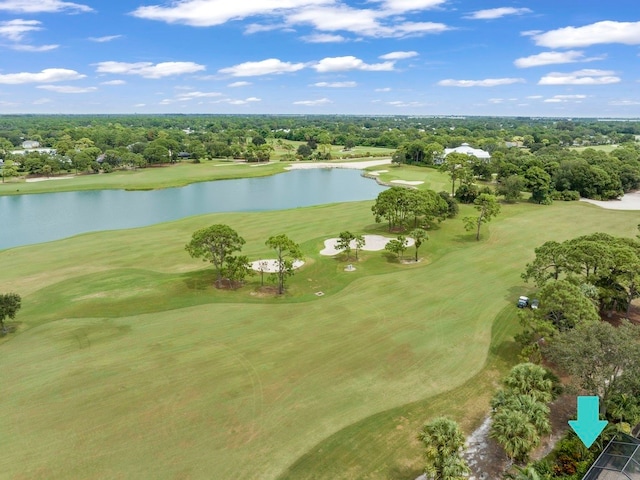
<box><xmin>0</xmin><ymin>199</ymin><xmax>636</xmax><ymax>479</ymax></box>
<box><xmin>366</xmin><ymin>164</ymin><xmax>451</xmax><ymax>192</ymax></box>
<box><xmin>0</xmin><ymin>161</ymin><xmax>288</xmax><ymax>196</ymax></box>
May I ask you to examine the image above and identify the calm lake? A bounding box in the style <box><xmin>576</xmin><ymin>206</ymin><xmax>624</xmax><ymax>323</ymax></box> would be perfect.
<box><xmin>0</xmin><ymin>168</ymin><xmax>385</xmax><ymax>250</ymax></box>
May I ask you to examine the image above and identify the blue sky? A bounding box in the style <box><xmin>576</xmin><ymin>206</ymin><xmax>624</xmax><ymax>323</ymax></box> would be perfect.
<box><xmin>0</xmin><ymin>0</ymin><xmax>639</xmax><ymax>116</ymax></box>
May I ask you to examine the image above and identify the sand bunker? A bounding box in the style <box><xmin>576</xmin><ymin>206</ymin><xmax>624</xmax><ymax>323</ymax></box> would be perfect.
<box><xmin>390</xmin><ymin>179</ymin><xmax>424</xmax><ymax>186</ymax></box>
<box><xmin>250</xmin><ymin>259</ymin><xmax>304</xmax><ymax>272</ymax></box>
<box><xmin>25</xmin><ymin>176</ymin><xmax>74</xmax><ymax>183</ymax></box>
<box><xmin>285</xmin><ymin>159</ymin><xmax>392</xmax><ymax>170</ymax></box>
<box><xmin>320</xmin><ymin>234</ymin><xmax>415</xmax><ymax>256</ymax></box>
<box><xmin>580</xmin><ymin>192</ymin><xmax>640</xmax><ymax>210</ymax></box>
<box><xmin>367</xmin><ymin>170</ymin><xmax>389</xmax><ymax>176</ymax></box>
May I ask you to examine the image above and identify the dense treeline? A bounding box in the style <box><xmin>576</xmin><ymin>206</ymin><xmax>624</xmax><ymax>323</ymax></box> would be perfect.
<box><xmin>1</xmin><ymin>116</ymin><xmax>639</xmax><ymax>198</ymax></box>
<box><xmin>1</xmin><ymin>115</ymin><xmax>638</xmax><ymax>152</ymax></box>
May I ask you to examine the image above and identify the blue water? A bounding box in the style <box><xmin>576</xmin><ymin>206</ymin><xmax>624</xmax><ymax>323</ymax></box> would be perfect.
<box><xmin>0</xmin><ymin>168</ymin><xmax>385</xmax><ymax>250</ymax></box>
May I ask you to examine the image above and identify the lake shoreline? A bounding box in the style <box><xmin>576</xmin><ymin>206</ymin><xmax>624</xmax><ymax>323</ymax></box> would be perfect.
<box><xmin>0</xmin><ymin>158</ymin><xmax>391</xmax><ymax>197</ymax></box>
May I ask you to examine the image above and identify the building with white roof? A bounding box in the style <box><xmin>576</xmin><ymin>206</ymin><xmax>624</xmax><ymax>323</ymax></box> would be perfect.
<box><xmin>443</xmin><ymin>143</ymin><xmax>491</xmax><ymax>161</ymax></box>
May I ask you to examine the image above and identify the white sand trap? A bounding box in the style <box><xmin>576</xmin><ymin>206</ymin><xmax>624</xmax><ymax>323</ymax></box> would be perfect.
<box><xmin>25</xmin><ymin>176</ymin><xmax>74</xmax><ymax>183</ymax></box>
<box><xmin>249</xmin><ymin>162</ymin><xmax>274</xmax><ymax>167</ymax></box>
<box><xmin>250</xmin><ymin>259</ymin><xmax>304</xmax><ymax>272</ymax></box>
<box><xmin>320</xmin><ymin>234</ymin><xmax>415</xmax><ymax>256</ymax></box>
<box><xmin>367</xmin><ymin>169</ymin><xmax>389</xmax><ymax>176</ymax></box>
<box><xmin>390</xmin><ymin>180</ymin><xmax>424</xmax><ymax>186</ymax></box>
<box><xmin>580</xmin><ymin>192</ymin><xmax>640</xmax><ymax>210</ymax></box>
<box><xmin>285</xmin><ymin>159</ymin><xmax>392</xmax><ymax>171</ymax></box>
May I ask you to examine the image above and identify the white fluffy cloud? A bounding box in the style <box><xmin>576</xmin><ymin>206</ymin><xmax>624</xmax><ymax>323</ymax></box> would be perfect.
<box><xmin>538</xmin><ymin>69</ymin><xmax>620</xmax><ymax>85</ymax></box>
<box><xmin>0</xmin><ymin>0</ymin><xmax>92</xmax><ymax>13</ymax></box>
<box><xmin>95</xmin><ymin>61</ymin><xmax>206</xmax><ymax>78</ymax></box>
<box><xmin>89</xmin><ymin>35</ymin><xmax>122</xmax><ymax>43</ymax></box>
<box><xmin>100</xmin><ymin>80</ymin><xmax>126</xmax><ymax>85</ymax></box>
<box><xmin>36</xmin><ymin>85</ymin><xmax>97</xmax><ymax>93</ymax></box>
<box><xmin>131</xmin><ymin>0</ymin><xmax>330</xmax><ymax>27</ymax></box>
<box><xmin>533</xmin><ymin>21</ymin><xmax>640</xmax><ymax>48</ymax></box>
<box><xmin>219</xmin><ymin>58</ymin><xmax>305</xmax><ymax>77</ymax></box>
<box><xmin>9</xmin><ymin>43</ymin><xmax>58</xmax><ymax>51</ymax></box>
<box><xmin>0</xmin><ymin>68</ymin><xmax>85</xmax><ymax>84</ymax></box>
<box><xmin>300</xmin><ymin>33</ymin><xmax>346</xmax><ymax>43</ymax></box>
<box><xmin>225</xmin><ymin>97</ymin><xmax>261</xmax><ymax>105</ymax></box>
<box><xmin>514</xmin><ymin>50</ymin><xmax>602</xmax><ymax>68</ymax></box>
<box><xmin>465</xmin><ymin>7</ymin><xmax>532</xmax><ymax>20</ymax></box>
<box><xmin>313</xmin><ymin>56</ymin><xmax>394</xmax><ymax>72</ymax></box>
<box><xmin>543</xmin><ymin>94</ymin><xmax>587</xmax><ymax>103</ymax></box>
<box><xmin>438</xmin><ymin>77</ymin><xmax>525</xmax><ymax>87</ymax></box>
<box><xmin>293</xmin><ymin>97</ymin><xmax>332</xmax><ymax>105</ymax></box>
<box><xmin>0</xmin><ymin>19</ymin><xmax>41</xmax><ymax>41</ymax></box>
<box><xmin>0</xmin><ymin>19</ymin><xmax>60</xmax><ymax>51</ymax></box>
<box><xmin>379</xmin><ymin>51</ymin><xmax>418</xmax><ymax>60</ymax></box>
<box><xmin>177</xmin><ymin>91</ymin><xmax>223</xmax><ymax>99</ymax></box>
<box><xmin>132</xmin><ymin>0</ymin><xmax>451</xmax><ymax>39</ymax></box>
<box><xmin>228</xmin><ymin>81</ymin><xmax>252</xmax><ymax>87</ymax></box>
<box><xmin>311</xmin><ymin>81</ymin><xmax>357</xmax><ymax>87</ymax></box>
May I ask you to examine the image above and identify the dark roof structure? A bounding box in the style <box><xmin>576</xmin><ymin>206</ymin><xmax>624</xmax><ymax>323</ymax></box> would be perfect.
<box><xmin>583</xmin><ymin>434</ymin><xmax>640</xmax><ymax>480</ymax></box>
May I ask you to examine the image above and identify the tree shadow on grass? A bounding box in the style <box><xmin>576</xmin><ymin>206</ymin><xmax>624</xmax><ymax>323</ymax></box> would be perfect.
<box><xmin>182</xmin><ymin>269</ymin><xmax>216</xmax><ymax>291</ymax></box>
<box><xmin>387</xmin><ymin>464</ymin><xmax>424</xmax><ymax>480</ymax></box>
<box><xmin>505</xmin><ymin>284</ymin><xmax>530</xmax><ymax>303</ymax></box>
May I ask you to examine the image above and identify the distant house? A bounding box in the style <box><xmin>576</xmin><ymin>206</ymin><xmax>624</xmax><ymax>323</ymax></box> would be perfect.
<box><xmin>177</xmin><ymin>151</ymin><xmax>191</xmax><ymax>159</ymax></box>
<box><xmin>21</xmin><ymin>140</ymin><xmax>41</xmax><ymax>149</ymax></box>
<box><xmin>11</xmin><ymin>148</ymin><xmax>57</xmax><ymax>156</ymax></box>
<box><xmin>444</xmin><ymin>143</ymin><xmax>491</xmax><ymax>160</ymax></box>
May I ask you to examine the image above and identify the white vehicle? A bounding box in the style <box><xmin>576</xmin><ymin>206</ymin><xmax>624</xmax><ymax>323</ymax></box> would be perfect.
<box><xmin>517</xmin><ymin>296</ymin><xmax>529</xmax><ymax>308</ymax></box>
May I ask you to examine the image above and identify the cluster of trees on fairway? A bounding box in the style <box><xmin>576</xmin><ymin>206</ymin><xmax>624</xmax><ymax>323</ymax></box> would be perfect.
<box><xmin>522</xmin><ymin>233</ymin><xmax>640</xmax><ymax>318</ymax></box>
<box><xmin>371</xmin><ymin>187</ymin><xmax>455</xmax><ymax>231</ymax></box>
<box><xmin>509</xmin><ymin>233</ymin><xmax>640</xmax><ymax>477</ymax></box>
<box><xmin>0</xmin><ymin>292</ymin><xmax>21</xmax><ymax>335</ymax></box>
<box><xmin>334</xmin><ymin>231</ymin><xmax>365</xmax><ymax>261</ymax></box>
<box><xmin>185</xmin><ymin>224</ymin><xmax>301</xmax><ymax>294</ymax></box>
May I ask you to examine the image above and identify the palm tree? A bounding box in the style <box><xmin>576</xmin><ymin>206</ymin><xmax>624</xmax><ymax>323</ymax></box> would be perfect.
<box><xmin>490</xmin><ymin>409</ymin><xmax>540</xmax><ymax>464</ymax></box>
<box><xmin>410</xmin><ymin>228</ymin><xmax>428</xmax><ymax>262</ymax></box>
<box><xmin>513</xmin><ymin>395</ymin><xmax>551</xmax><ymax>437</ymax></box>
<box><xmin>418</xmin><ymin>417</ymin><xmax>470</xmax><ymax>480</ymax></box>
<box><xmin>503</xmin><ymin>363</ymin><xmax>553</xmax><ymax>403</ymax></box>
<box><xmin>607</xmin><ymin>393</ymin><xmax>640</xmax><ymax>424</ymax></box>
<box><xmin>504</xmin><ymin>465</ymin><xmax>544</xmax><ymax>480</ymax></box>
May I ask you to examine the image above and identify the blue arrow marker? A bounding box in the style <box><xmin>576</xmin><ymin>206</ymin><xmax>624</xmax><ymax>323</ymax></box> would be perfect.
<box><xmin>569</xmin><ymin>396</ymin><xmax>608</xmax><ymax>448</ymax></box>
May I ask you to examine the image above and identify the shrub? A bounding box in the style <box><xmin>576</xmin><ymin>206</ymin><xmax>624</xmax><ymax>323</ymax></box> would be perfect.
<box><xmin>455</xmin><ymin>184</ymin><xmax>479</xmax><ymax>204</ymax></box>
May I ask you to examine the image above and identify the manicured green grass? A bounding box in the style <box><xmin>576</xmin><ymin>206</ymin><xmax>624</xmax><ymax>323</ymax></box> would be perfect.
<box><xmin>366</xmin><ymin>164</ymin><xmax>451</xmax><ymax>192</ymax></box>
<box><xmin>569</xmin><ymin>144</ymin><xmax>619</xmax><ymax>153</ymax></box>
<box><xmin>0</xmin><ymin>199</ymin><xmax>636</xmax><ymax>479</ymax></box>
<box><xmin>0</xmin><ymin>161</ymin><xmax>288</xmax><ymax>196</ymax></box>
<box><xmin>272</xmin><ymin>139</ymin><xmax>395</xmax><ymax>160</ymax></box>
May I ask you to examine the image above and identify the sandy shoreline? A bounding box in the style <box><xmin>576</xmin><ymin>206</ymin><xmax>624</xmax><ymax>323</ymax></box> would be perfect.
<box><xmin>285</xmin><ymin>159</ymin><xmax>392</xmax><ymax>170</ymax></box>
<box><xmin>25</xmin><ymin>176</ymin><xmax>75</xmax><ymax>183</ymax></box>
<box><xmin>580</xmin><ymin>191</ymin><xmax>640</xmax><ymax>210</ymax></box>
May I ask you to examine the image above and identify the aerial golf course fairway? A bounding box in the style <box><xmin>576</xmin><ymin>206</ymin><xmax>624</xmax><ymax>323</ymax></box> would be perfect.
<box><xmin>0</xmin><ymin>199</ymin><xmax>636</xmax><ymax>479</ymax></box>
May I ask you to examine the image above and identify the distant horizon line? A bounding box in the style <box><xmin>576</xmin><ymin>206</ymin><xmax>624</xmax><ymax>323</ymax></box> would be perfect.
<box><xmin>1</xmin><ymin>113</ymin><xmax>639</xmax><ymax>121</ymax></box>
